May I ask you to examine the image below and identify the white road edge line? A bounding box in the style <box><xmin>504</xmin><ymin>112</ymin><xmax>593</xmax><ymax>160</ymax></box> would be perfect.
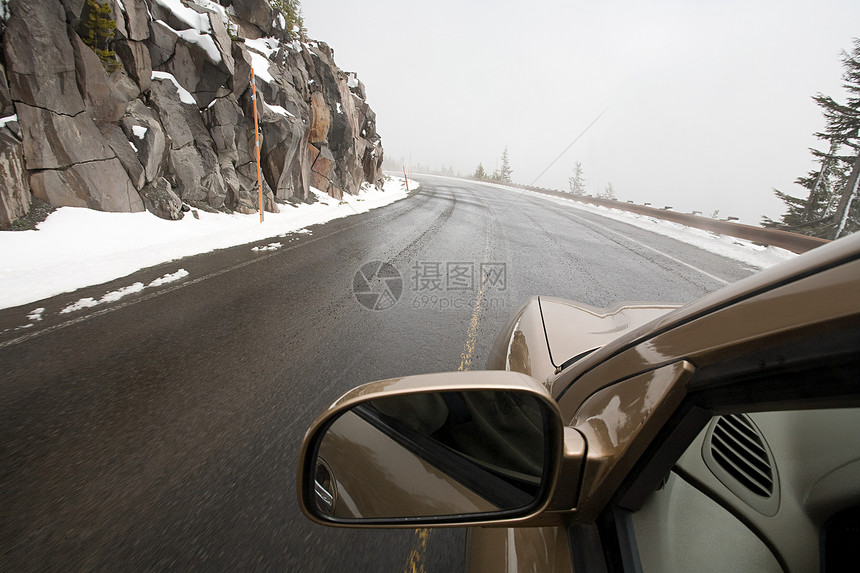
<box><xmin>529</xmin><ymin>195</ymin><xmax>730</xmax><ymax>286</ymax></box>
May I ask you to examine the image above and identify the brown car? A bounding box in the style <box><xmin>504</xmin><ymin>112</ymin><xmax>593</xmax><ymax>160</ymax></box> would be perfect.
<box><xmin>298</xmin><ymin>232</ymin><xmax>860</xmax><ymax>572</ymax></box>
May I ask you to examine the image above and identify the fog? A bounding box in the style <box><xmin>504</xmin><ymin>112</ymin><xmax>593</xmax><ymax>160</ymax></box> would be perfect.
<box><xmin>302</xmin><ymin>0</ymin><xmax>860</xmax><ymax>224</ymax></box>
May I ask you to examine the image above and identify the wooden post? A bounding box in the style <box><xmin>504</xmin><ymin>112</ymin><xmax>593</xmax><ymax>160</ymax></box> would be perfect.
<box><xmin>403</xmin><ymin>166</ymin><xmax>409</xmax><ymax>192</ymax></box>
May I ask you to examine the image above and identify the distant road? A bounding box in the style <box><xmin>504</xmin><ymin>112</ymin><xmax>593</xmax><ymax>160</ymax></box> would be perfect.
<box><xmin>0</xmin><ymin>176</ymin><xmax>757</xmax><ymax>571</ymax></box>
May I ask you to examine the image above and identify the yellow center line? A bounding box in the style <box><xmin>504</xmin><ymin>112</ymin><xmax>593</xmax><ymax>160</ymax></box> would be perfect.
<box><xmin>405</xmin><ymin>230</ymin><xmax>493</xmax><ymax>573</ymax></box>
<box><xmin>405</xmin><ymin>527</ymin><xmax>431</xmax><ymax>573</ymax></box>
<box><xmin>459</xmin><ymin>231</ymin><xmax>493</xmax><ymax>372</ymax></box>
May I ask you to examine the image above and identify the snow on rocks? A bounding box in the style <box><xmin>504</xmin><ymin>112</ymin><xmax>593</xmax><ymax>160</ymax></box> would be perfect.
<box><xmin>154</xmin><ymin>0</ymin><xmax>212</xmax><ymax>33</ymax></box>
<box><xmin>151</xmin><ymin>71</ymin><xmax>196</xmax><ymax>105</ymax></box>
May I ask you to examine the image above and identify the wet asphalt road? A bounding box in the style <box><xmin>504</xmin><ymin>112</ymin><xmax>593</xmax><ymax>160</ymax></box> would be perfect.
<box><xmin>0</xmin><ymin>176</ymin><xmax>758</xmax><ymax>571</ymax></box>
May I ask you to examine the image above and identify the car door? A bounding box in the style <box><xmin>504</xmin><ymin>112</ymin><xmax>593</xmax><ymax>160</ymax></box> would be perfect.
<box><xmin>590</xmin><ymin>332</ymin><xmax>860</xmax><ymax>572</ymax></box>
<box><xmin>556</xmin><ymin>238</ymin><xmax>860</xmax><ymax>572</ymax></box>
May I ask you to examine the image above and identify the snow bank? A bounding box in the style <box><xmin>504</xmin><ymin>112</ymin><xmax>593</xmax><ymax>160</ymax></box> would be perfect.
<box><xmin>0</xmin><ymin>177</ymin><xmax>413</xmax><ymax>310</ymax></box>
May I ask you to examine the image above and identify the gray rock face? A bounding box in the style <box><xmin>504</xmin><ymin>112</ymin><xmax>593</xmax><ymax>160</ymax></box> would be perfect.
<box><xmin>114</xmin><ymin>40</ymin><xmax>152</xmax><ymax>93</ymax></box>
<box><xmin>259</xmin><ymin>99</ymin><xmax>305</xmax><ymax>199</ymax></box>
<box><xmin>140</xmin><ymin>176</ymin><xmax>183</xmax><ymax>220</ymax></box>
<box><xmin>0</xmin><ymin>0</ymin><xmax>385</xmax><ymax>224</ymax></box>
<box><xmin>231</xmin><ymin>42</ymin><xmax>253</xmax><ymax>99</ymax></box>
<box><xmin>150</xmin><ymin>76</ymin><xmax>227</xmax><ymax>210</ymax></box>
<box><xmin>163</xmin><ymin>35</ymin><xmax>230</xmax><ymax>108</ymax></box>
<box><xmin>100</xmin><ymin>122</ymin><xmax>146</xmax><ymax>190</ymax></box>
<box><xmin>149</xmin><ymin>77</ymin><xmax>195</xmax><ymax>149</ymax></box>
<box><xmin>120</xmin><ymin>0</ymin><xmax>151</xmax><ymax>42</ymax></box>
<box><xmin>121</xmin><ymin>100</ymin><xmax>169</xmax><ymax>184</ymax></box>
<box><xmin>70</xmin><ymin>33</ymin><xmax>126</xmax><ymax>123</ymax></box>
<box><xmin>16</xmin><ymin>103</ymin><xmax>115</xmax><ymax>170</ymax></box>
<box><xmin>58</xmin><ymin>0</ymin><xmax>86</xmax><ymax>24</ymax></box>
<box><xmin>30</xmin><ymin>158</ymin><xmax>143</xmax><ymax>213</ymax></box>
<box><xmin>0</xmin><ymin>63</ymin><xmax>14</xmax><ymax>117</ymax></box>
<box><xmin>4</xmin><ymin>0</ymin><xmax>85</xmax><ymax>115</ymax></box>
<box><xmin>0</xmin><ymin>129</ymin><xmax>31</xmax><ymax>228</ymax></box>
<box><xmin>150</xmin><ymin>2</ymin><xmax>233</xmax><ymax>108</ymax></box>
<box><xmin>203</xmin><ymin>94</ymin><xmax>244</xmax><ymax>202</ymax></box>
<box><xmin>148</xmin><ymin>20</ymin><xmax>180</xmax><ymax>68</ymax></box>
<box><xmin>231</xmin><ymin>0</ymin><xmax>275</xmax><ymax>36</ymax></box>
<box><xmin>207</xmin><ymin>12</ymin><xmax>236</xmax><ymax>77</ymax></box>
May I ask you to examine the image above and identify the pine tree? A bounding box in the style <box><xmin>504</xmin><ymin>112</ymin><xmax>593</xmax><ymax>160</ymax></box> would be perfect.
<box><xmin>762</xmin><ymin>142</ymin><xmax>856</xmax><ymax>236</ymax></box>
<box><xmin>568</xmin><ymin>162</ymin><xmax>585</xmax><ymax>195</ymax></box>
<box><xmin>269</xmin><ymin>0</ymin><xmax>303</xmax><ymax>38</ymax></box>
<box><xmin>498</xmin><ymin>147</ymin><xmax>513</xmax><ymax>183</ymax></box>
<box><xmin>473</xmin><ymin>163</ymin><xmax>487</xmax><ymax>180</ymax></box>
<box><xmin>82</xmin><ymin>0</ymin><xmax>118</xmax><ymax>72</ymax></box>
<box><xmin>814</xmin><ymin>41</ymin><xmax>860</xmax><ymax>239</ymax></box>
<box><xmin>770</xmin><ymin>40</ymin><xmax>860</xmax><ymax>238</ymax></box>
<box><xmin>598</xmin><ymin>182</ymin><xmax>616</xmax><ymax>200</ymax></box>
<box><xmin>762</xmin><ymin>177</ymin><xmax>823</xmax><ymax>230</ymax></box>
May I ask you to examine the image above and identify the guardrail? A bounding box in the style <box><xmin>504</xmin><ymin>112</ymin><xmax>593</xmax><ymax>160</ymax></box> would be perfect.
<box><xmin>513</xmin><ymin>185</ymin><xmax>831</xmax><ymax>254</ymax></box>
<box><xmin>435</xmin><ymin>174</ymin><xmax>827</xmax><ymax>254</ymax></box>
<box><xmin>407</xmin><ymin>174</ymin><xmax>831</xmax><ymax>253</ymax></box>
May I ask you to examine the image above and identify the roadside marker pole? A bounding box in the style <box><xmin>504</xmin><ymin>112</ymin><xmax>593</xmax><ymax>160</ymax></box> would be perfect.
<box><xmin>403</xmin><ymin>166</ymin><xmax>409</xmax><ymax>192</ymax></box>
<box><xmin>251</xmin><ymin>68</ymin><xmax>264</xmax><ymax>223</ymax></box>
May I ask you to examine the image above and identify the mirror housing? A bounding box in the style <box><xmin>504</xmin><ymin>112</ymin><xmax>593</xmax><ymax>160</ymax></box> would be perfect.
<box><xmin>297</xmin><ymin>371</ymin><xmax>569</xmax><ymax>527</ymax></box>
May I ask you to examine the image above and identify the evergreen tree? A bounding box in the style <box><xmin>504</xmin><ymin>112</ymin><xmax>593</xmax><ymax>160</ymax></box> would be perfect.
<box><xmin>498</xmin><ymin>147</ymin><xmax>513</xmax><ymax>183</ymax></box>
<box><xmin>768</xmin><ymin>40</ymin><xmax>860</xmax><ymax>238</ymax></box>
<box><xmin>762</xmin><ymin>174</ymin><xmax>824</xmax><ymax>230</ymax></box>
<box><xmin>598</xmin><ymin>182</ymin><xmax>616</xmax><ymax>200</ymax></box>
<box><xmin>568</xmin><ymin>162</ymin><xmax>585</xmax><ymax>195</ymax></box>
<box><xmin>473</xmin><ymin>163</ymin><xmax>487</xmax><ymax>180</ymax></box>
<box><xmin>269</xmin><ymin>0</ymin><xmax>303</xmax><ymax>39</ymax></box>
<box><xmin>814</xmin><ymin>40</ymin><xmax>860</xmax><ymax>239</ymax></box>
<box><xmin>82</xmin><ymin>0</ymin><xmax>118</xmax><ymax>72</ymax></box>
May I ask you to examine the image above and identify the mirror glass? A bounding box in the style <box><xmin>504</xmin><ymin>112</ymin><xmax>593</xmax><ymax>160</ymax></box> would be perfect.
<box><xmin>307</xmin><ymin>390</ymin><xmax>552</xmax><ymax>522</ymax></box>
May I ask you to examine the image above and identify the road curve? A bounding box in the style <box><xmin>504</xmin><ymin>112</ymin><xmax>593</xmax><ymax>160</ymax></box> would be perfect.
<box><xmin>0</xmin><ymin>176</ymin><xmax>758</xmax><ymax>571</ymax></box>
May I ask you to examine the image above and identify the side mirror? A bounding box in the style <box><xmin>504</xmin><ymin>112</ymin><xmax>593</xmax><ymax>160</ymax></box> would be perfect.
<box><xmin>297</xmin><ymin>371</ymin><xmax>566</xmax><ymax>527</ymax></box>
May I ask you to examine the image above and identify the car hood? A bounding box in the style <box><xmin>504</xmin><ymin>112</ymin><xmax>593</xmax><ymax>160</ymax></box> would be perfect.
<box><xmin>538</xmin><ymin>297</ymin><xmax>680</xmax><ymax>371</ymax></box>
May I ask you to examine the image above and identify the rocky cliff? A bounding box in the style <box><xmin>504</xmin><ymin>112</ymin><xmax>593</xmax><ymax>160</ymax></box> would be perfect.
<box><xmin>0</xmin><ymin>0</ymin><xmax>384</xmax><ymax>228</ymax></box>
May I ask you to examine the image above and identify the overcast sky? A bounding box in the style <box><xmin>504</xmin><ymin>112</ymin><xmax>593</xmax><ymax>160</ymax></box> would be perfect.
<box><xmin>302</xmin><ymin>0</ymin><xmax>860</xmax><ymax>224</ymax></box>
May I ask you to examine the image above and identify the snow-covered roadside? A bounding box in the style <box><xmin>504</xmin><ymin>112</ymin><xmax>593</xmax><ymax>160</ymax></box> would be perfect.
<box><xmin>0</xmin><ymin>177</ymin><xmax>416</xmax><ymax>310</ymax></box>
<box><xmin>529</xmin><ymin>189</ymin><xmax>797</xmax><ymax>269</ymax></box>
<box><xmin>424</xmin><ymin>175</ymin><xmax>797</xmax><ymax>270</ymax></box>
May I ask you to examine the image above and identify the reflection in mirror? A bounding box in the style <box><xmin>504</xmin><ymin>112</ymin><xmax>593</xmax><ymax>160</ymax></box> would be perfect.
<box><xmin>310</xmin><ymin>390</ymin><xmax>550</xmax><ymax>521</ymax></box>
